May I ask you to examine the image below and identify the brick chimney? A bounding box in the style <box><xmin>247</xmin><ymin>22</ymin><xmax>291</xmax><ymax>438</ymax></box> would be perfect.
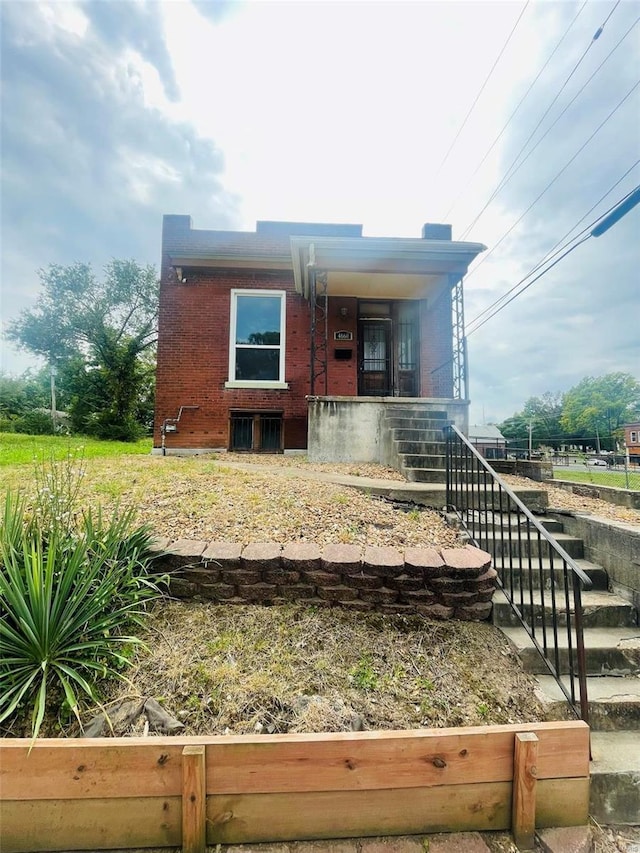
<box><xmin>421</xmin><ymin>223</ymin><xmax>452</xmax><ymax>240</ymax></box>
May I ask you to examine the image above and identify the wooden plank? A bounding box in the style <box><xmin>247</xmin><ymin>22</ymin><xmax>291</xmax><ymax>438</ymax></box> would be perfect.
<box><xmin>207</xmin><ymin>781</ymin><xmax>512</xmax><ymax>843</ymax></box>
<box><xmin>0</xmin><ymin>797</ymin><xmax>181</xmax><ymax>853</ymax></box>
<box><xmin>207</xmin><ymin>723</ymin><xmax>588</xmax><ymax>794</ymax></box>
<box><xmin>512</xmin><ymin>732</ymin><xmax>538</xmax><ymax>850</ymax></box>
<box><xmin>206</xmin><ymin>777</ymin><xmax>589</xmax><ymax>844</ymax></box>
<box><xmin>0</xmin><ymin>722</ymin><xmax>589</xmax><ymax>800</ymax></box>
<box><xmin>182</xmin><ymin>746</ymin><xmax>206</xmax><ymax>853</ymax></box>
<box><xmin>0</xmin><ymin>742</ymin><xmax>184</xmax><ymax>802</ymax></box>
<box><xmin>536</xmin><ymin>777</ymin><xmax>590</xmax><ymax>827</ymax></box>
<box><xmin>0</xmin><ymin>778</ymin><xmax>589</xmax><ymax>852</ymax></box>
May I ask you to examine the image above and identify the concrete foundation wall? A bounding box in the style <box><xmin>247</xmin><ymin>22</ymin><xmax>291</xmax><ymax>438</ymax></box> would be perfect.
<box><xmin>492</xmin><ymin>460</ymin><xmax>554</xmax><ymax>482</ymax></box>
<box><xmin>552</xmin><ymin>480</ymin><xmax>640</xmax><ymax>510</ymax></box>
<box><xmin>549</xmin><ymin>512</ymin><xmax>640</xmax><ymax>614</ymax></box>
<box><xmin>307</xmin><ymin>397</ymin><xmax>469</xmax><ymax>464</ymax></box>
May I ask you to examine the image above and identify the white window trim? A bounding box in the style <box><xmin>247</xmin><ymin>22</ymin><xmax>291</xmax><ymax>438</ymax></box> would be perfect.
<box><xmin>228</xmin><ymin>289</ymin><xmax>287</xmax><ymax>388</ymax></box>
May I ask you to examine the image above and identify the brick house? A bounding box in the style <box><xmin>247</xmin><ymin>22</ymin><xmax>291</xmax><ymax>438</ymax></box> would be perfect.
<box><xmin>154</xmin><ymin>216</ymin><xmax>485</xmax><ymax>459</ymax></box>
<box><xmin>624</xmin><ymin>422</ymin><xmax>640</xmax><ymax>465</ymax></box>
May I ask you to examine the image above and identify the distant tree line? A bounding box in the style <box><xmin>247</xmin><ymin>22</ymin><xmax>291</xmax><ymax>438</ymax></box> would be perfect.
<box><xmin>3</xmin><ymin>260</ymin><xmax>158</xmax><ymax>441</ymax></box>
<box><xmin>498</xmin><ymin>374</ymin><xmax>640</xmax><ymax>452</ymax></box>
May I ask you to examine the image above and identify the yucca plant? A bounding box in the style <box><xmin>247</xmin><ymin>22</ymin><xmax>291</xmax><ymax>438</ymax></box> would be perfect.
<box><xmin>0</xmin><ymin>477</ymin><xmax>163</xmax><ymax>739</ymax></box>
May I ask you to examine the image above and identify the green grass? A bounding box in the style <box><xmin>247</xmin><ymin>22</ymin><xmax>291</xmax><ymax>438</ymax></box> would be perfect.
<box><xmin>0</xmin><ymin>433</ymin><xmax>152</xmax><ymax>467</ymax></box>
<box><xmin>553</xmin><ymin>469</ymin><xmax>639</xmax><ymax>491</ymax></box>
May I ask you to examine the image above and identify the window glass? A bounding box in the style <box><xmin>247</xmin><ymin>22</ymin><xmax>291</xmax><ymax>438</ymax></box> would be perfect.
<box><xmin>236</xmin><ymin>349</ymin><xmax>280</xmax><ymax>381</ymax></box>
<box><xmin>359</xmin><ymin>302</ymin><xmax>390</xmax><ymax>316</ymax></box>
<box><xmin>230</xmin><ymin>290</ymin><xmax>285</xmax><ymax>383</ymax></box>
<box><xmin>236</xmin><ymin>296</ymin><xmax>281</xmax><ymax>345</ymax></box>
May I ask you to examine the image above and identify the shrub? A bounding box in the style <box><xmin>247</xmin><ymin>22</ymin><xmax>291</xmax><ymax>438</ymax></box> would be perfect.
<box><xmin>0</xmin><ymin>457</ymin><xmax>164</xmax><ymax>738</ymax></box>
<box><xmin>13</xmin><ymin>411</ymin><xmax>55</xmax><ymax>435</ymax></box>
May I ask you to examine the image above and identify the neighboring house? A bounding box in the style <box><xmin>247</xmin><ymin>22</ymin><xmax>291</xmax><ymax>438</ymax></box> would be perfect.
<box><xmin>624</xmin><ymin>422</ymin><xmax>640</xmax><ymax>465</ymax></box>
<box><xmin>154</xmin><ymin>216</ymin><xmax>485</xmax><ymax>459</ymax></box>
<box><xmin>468</xmin><ymin>424</ymin><xmax>507</xmax><ymax>460</ymax></box>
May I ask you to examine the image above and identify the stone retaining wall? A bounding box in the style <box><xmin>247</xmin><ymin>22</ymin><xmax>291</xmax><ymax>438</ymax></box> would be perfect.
<box><xmin>149</xmin><ymin>540</ymin><xmax>497</xmax><ymax>621</ymax></box>
<box><xmin>552</xmin><ymin>479</ymin><xmax>640</xmax><ymax>510</ymax></box>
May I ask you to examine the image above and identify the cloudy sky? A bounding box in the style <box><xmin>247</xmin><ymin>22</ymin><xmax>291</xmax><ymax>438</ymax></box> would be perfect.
<box><xmin>1</xmin><ymin>0</ymin><xmax>638</xmax><ymax>423</ymax></box>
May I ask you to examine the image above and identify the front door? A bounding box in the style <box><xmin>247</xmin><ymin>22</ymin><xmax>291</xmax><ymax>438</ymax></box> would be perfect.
<box><xmin>358</xmin><ymin>319</ymin><xmax>392</xmax><ymax>396</ymax></box>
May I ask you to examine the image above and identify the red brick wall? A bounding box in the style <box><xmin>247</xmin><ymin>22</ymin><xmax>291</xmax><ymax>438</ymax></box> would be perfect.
<box><xmin>156</xmin><ymin>216</ymin><xmax>458</xmax><ymax>448</ymax></box>
<box><xmin>155</xmin><ymin>261</ymin><xmax>312</xmax><ymax>450</ymax></box>
<box><xmin>326</xmin><ymin>297</ymin><xmax>358</xmax><ymax>396</ymax></box>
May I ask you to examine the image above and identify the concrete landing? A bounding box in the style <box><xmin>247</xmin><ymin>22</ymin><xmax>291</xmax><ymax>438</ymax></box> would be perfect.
<box><xmin>535</xmin><ymin>674</ymin><xmax>640</xmax><ymax>730</ymax></box>
<box><xmin>214</xmin><ymin>460</ymin><xmax>549</xmax><ymax>511</ymax></box>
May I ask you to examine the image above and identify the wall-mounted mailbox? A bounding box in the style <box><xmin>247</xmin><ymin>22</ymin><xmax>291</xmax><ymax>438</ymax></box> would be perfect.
<box><xmin>334</xmin><ymin>348</ymin><xmax>353</xmax><ymax>360</ymax></box>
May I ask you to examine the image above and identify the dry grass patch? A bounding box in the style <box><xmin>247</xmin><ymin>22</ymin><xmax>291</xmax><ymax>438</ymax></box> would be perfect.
<box><xmin>3</xmin><ymin>454</ymin><xmax>458</xmax><ymax>547</ymax></box>
<box><xmin>95</xmin><ymin>600</ymin><xmax>544</xmax><ymax>737</ymax></box>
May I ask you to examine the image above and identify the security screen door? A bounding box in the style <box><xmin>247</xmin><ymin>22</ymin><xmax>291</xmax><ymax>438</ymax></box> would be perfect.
<box><xmin>358</xmin><ymin>319</ymin><xmax>392</xmax><ymax>396</ymax></box>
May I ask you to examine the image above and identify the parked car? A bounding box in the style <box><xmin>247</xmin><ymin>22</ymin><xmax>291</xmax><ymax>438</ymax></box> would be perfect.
<box><xmin>587</xmin><ymin>458</ymin><xmax>608</xmax><ymax>467</ymax></box>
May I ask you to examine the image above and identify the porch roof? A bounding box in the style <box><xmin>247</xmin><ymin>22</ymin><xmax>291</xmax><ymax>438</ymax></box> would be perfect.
<box><xmin>290</xmin><ymin>236</ymin><xmax>486</xmax><ymax>298</ymax></box>
<box><xmin>166</xmin><ymin>219</ymin><xmax>485</xmax><ymax>299</ymax></box>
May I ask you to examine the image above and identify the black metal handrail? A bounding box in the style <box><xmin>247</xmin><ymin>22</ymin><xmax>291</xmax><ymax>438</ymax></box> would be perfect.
<box><xmin>444</xmin><ymin>424</ymin><xmax>591</xmax><ymax>724</ymax></box>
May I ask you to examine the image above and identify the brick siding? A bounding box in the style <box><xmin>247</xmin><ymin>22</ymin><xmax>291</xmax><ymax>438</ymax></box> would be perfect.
<box><xmin>155</xmin><ymin>216</ymin><xmax>458</xmax><ymax>450</ymax></box>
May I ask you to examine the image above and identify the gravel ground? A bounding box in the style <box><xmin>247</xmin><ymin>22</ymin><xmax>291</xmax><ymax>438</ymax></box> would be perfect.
<box><xmin>21</xmin><ymin>454</ymin><xmax>460</xmax><ymax>548</ymax></box>
<box><xmin>502</xmin><ymin>474</ymin><xmax>640</xmax><ymax>525</ymax></box>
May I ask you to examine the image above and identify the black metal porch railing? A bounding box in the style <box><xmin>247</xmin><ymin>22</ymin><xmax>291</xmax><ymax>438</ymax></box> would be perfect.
<box><xmin>444</xmin><ymin>424</ymin><xmax>591</xmax><ymax>724</ymax></box>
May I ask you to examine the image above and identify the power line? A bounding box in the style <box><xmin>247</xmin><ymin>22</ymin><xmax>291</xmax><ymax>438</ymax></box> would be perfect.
<box><xmin>433</xmin><ymin>1</ymin><xmax>530</xmax><ymax>178</ymax></box>
<box><xmin>467</xmin><ymin>183</ymin><xmax>639</xmax><ymax>335</ymax></box>
<box><xmin>462</xmin><ymin>79</ymin><xmax>640</xmax><ymax>281</ymax></box>
<box><xmin>467</xmin><ymin>237</ymin><xmax>590</xmax><ymax>338</ymax></box>
<box><xmin>466</xmin><ymin>163</ymin><xmax>639</xmax><ymax>331</ymax></box>
<box><xmin>460</xmin><ymin>1</ymin><xmax>625</xmax><ymax>239</ymax></box>
<box><xmin>459</xmin><ymin>12</ymin><xmax>639</xmax><ymax>234</ymax></box>
<box><xmin>442</xmin><ymin>1</ymin><xmax>588</xmax><ymax>221</ymax></box>
<box><xmin>466</xmin><ymin>181</ymin><xmax>640</xmax><ymax>337</ymax></box>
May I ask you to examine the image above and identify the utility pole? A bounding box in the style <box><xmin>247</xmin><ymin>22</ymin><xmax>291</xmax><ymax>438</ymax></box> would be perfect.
<box><xmin>50</xmin><ymin>364</ymin><xmax>57</xmax><ymax>432</ymax></box>
<box><xmin>528</xmin><ymin>419</ymin><xmax>533</xmax><ymax>460</ymax></box>
<box><xmin>595</xmin><ymin>426</ymin><xmax>601</xmax><ymax>455</ymax></box>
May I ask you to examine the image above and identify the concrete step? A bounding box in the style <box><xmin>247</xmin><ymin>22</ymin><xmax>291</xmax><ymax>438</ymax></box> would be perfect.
<box><xmin>385</xmin><ymin>417</ymin><xmax>449</xmax><ymax>431</ymax></box>
<box><xmin>399</xmin><ymin>453</ymin><xmax>447</xmax><ymax>469</ymax></box>
<box><xmin>491</xmin><ymin>556</ymin><xmax>608</xmax><ymax>590</ymax></box>
<box><xmin>499</xmin><ymin>626</ymin><xmax>640</xmax><ymax>676</ymax></box>
<box><xmin>448</xmin><ymin>491</ymin><xmax>549</xmax><ymax>514</ymax></box>
<box><xmin>535</xmin><ymin>674</ymin><xmax>640</xmax><ymax>730</ymax></box>
<box><xmin>404</xmin><ymin>467</ymin><xmax>448</xmax><ymax>484</ymax></box>
<box><xmin>457</xmin><ymin>510</ymin><xmax>565</xmax><ymax>535</ymax></box>
<box><xmin>590</xmin><ymin>730</ymin><xmax>640</xmax><ymax>824</ymax></box>
<box><xmin>385</xmin><ymin>408</ymin><xmax>448</xmax><ymax>421</ymax></box>
<box><xmin>394</xmin><ymin>440</ymin><xmax>447</xmax><ymax>455</ymax></box>
<box><xmin>493</xmin><ymin>589</ymin><xmax>637</xmax><ymax>629</ymax></box>
<box><xmin>482</xmin><ymin>531</ymin><xmax>584</xmax><ymax>559</ymax></box>
<box><xmin>391</xmin><ymin>427</ymin><xmax>448</xmax><ymax>442</ymax></box>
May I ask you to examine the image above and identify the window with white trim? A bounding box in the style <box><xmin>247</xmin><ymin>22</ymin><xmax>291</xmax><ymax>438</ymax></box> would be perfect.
<box><xmin>631</xmin><ymin>431</ymin><xmax>638</xmax><ymax>444</ymax></box>
<box><xmin>227</xmin><ymin>290</ymin><xmax>287</xmax><ymax>387</ymax></box>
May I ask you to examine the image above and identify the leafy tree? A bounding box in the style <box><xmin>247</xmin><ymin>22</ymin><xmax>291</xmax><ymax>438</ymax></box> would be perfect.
<box><xmin>498</xmin><ymin>413</ymin><xmax>530</xmax><ymax>447</ymax></box>
<box><xmin>561</xmin><ymin>373</ymin><xmax>640</xmax><ymax>450</ymax></box>
<box><xmin>500</xmin><ymin>392</ymin><xmax>566</xmax><ymax>450</ymax></box>
<box><xmin>0</xmin><ymin>370</ymin><xmax>50</xmax><ymax>418</ymax></box>
<box><xmin>7</xmin><ymin>261</ymin><xmax>158</xmax><ymax>440</ymax></box>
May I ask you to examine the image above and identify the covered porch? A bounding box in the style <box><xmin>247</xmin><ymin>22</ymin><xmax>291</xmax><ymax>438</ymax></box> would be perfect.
<box><xmin>291</xmin><ymin>230</ymin><xmax>485</xmax><ymax>463</ymax></box>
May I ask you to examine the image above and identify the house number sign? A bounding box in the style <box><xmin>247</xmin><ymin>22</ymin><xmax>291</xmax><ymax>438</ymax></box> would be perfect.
<box><xmin>334</xmin><ymin>331</ymin><xmax>353</xmax><ymax>341</ymax></box>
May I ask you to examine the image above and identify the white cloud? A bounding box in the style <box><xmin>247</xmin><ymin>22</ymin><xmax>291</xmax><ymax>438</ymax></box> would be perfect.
<box><xmin>2</xmin><ymin>0</ymin><xmax>638</xmax><ymax>417</ymax></box>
